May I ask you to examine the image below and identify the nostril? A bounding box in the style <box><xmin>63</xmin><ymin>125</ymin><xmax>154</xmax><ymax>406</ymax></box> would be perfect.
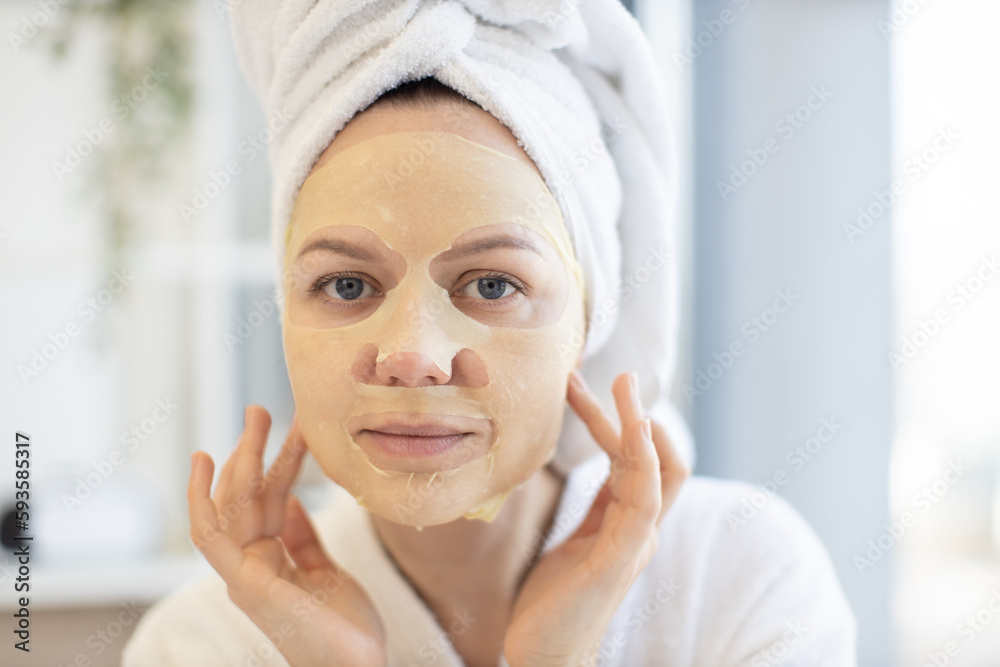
<box><xmin>450</xmin><ymin>348</ymin><xmax>489</xmax><ymax>388</ymax></box>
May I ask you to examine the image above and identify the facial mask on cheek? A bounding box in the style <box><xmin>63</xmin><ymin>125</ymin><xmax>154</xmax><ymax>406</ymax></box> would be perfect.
<box><xmin>282</xmin><ymin>132</ymin><xmax>586</xmax><ymax>527</ymax></box>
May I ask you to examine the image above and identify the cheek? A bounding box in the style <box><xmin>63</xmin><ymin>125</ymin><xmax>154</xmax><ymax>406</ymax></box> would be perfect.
<box><xmin>481</xmin><ymin>325</ymin><xmax>581</xmax><ymax>469</ymax></box>
<box><xmin>284</xmin><ymin>328</ymin><xmax>355</xmax><ymax>407</ymax></box>
<box><xmin>282</xmin><ymin>325</ymin><xmax>360</xmax><ymax>463</ymax></box>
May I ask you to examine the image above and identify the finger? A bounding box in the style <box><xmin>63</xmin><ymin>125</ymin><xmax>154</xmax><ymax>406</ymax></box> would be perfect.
<box><xmin>570</xmin><ymin>484</ymin><xmax>613</xmax><ymax>540</ymax></box>
<box><xmin>261</xmin><ymin>417</ymin><xmax>309</xmax><ymax>537</ymax></box>
<box><xmin>610</xmin><ymin>418</ymin><xmax>660</xmax><ymax>520</ymax></box>
<box><xmin>571</xmin><ymin>419</ymin><xmax>661</xmax><ymax>561</ymax></box>
<box><xmin>601</xmin><ymin>372</ymin><xmax>652</xmax><ymax>485</ymax></box>
<box><xmin>217</xmin><ymin>405</ymin><xmax>273</xmax><ymax>544</ymax></box>
<box><xmin>566</xmin><ymin>370</ymin><xmax>659</xmax><ymax>559</ymax></box>
<box><xmin>611</xmin><ymin>372</ymin><xmax>644</xmax><ymax>436</ymax></box>
<box><xmin>595</xmin><ymin>418</ymin><xmax>661</xmax><ymax>567</ymax></box>
<box><xmin>566</xmin><ymin>369</ymin><xmax>621</xmax><ymax>454</ymax></box>
<box><xmin>649</xmin><ymin>418</ymin><xmax>691</xmax><ymax>525</ymax></box>
<box><xmin>230</xmin><ymin>405</ymin><xmax>271</xmax><ymax>501</ymax></box>
<box><xmin>211</xmin><ymin>431</ymin><xmax>241</xmax><ymax>504</ymax></box>
<box><xmin>212</xmin><ymin>405</ymin><xmax>260</xmax><ymax>503</ymax></box>
<box><xmin>188</xmin><ymin>452</ymin><xmax>246</xmax><ymax>581</ymax></box>
<box><xmin>280</xmin><ymin>495</ymin><xmax>336</xmax><ymax>572</ymax></box>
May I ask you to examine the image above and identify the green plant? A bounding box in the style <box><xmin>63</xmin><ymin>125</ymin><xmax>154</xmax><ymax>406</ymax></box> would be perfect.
<box><xmin>47</xmin><ymin>0</ymin><xmax>194</xmax><ymax>265</ymax></box>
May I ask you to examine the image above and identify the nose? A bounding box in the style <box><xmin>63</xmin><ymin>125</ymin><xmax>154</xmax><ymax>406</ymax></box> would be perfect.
<box><xmin>375</xmin><ymin>350</ymin><xmax>451</xmax><ymax>387</ymax></box>
<box><xmin>352</xmin><ymin>343</ymin><xmax>489</xmax><ymax>388</ymax></box>
<box><xmin>354</xmin><ymin>277</ymin><xmax>489</xmax><ymax>388</ymax></box>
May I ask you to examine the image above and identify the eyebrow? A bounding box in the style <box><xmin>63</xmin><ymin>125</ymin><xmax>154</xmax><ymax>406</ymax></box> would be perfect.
<box><xmin>295</xmin><ymin>232</ymin><xmax>543</xmax><ymax>263</ymax></box>
<box><xmin>296</xmin><ymin>238</ymin><xmax>378</xmax><ymax>262</ymax></box>
<box><xmin>445</xmin><ymin>234</ymin><xmax>543</xmax><ymax>259</ymax></box>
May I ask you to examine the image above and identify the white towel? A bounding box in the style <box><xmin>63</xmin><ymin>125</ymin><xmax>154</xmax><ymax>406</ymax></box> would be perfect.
<box><xmin>229</xmin><ymin>0</ymin><xmax>695</xmax><ymax>474</ymax></box>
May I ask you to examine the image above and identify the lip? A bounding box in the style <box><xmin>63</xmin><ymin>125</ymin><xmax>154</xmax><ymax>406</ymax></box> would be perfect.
<box><xmin>349</xmin><ymin>412</ymin><xmax>492</xmax><ymax>473</ymax></box>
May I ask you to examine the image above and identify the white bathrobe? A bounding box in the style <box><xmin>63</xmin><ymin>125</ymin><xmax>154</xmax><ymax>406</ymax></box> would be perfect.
<box><xmin>122</xmin><ymin>454</ymin><xmax>857</xmax><ymax>666</ymax></box>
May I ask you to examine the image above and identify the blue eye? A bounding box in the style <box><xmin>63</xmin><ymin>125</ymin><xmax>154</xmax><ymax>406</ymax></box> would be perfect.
<box><xmin>307</xmin><ymin>270</ymin><xmax>526</xmax><ymax>307</ymax></box>
<box><xmin>332</xmin><ymin>277</ymin><xmax>365</xmax><ymax>300</ymax></box>
<box><xmin>459</xmin><ymin>271</ymin><xmax>526</xmax><ymax>301</ymax></box>
<box><xmin>309</xmin><ymin>272</ymin><xmax>378</xmax><ymax>301</ymax></box>
<box><xmin>476</xmin><ymin>277</ymin><xmax>513</xmax><ymax>299</ymax></box>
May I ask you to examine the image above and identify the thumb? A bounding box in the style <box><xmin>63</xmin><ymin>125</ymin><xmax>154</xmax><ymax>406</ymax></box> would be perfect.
<box><xmin>280</xmin><ymin>495</ymin><xmax>337</xmax><ymax>573</ymax></box>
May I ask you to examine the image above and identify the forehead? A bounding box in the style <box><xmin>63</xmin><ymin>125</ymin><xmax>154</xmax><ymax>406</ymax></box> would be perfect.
<box><xmin>286</xmin><ymin>131</ymin><xmax>571</xmax><ymax>261</ymax></box>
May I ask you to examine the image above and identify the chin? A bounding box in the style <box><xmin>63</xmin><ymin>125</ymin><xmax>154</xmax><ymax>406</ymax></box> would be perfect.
<box><xmin>314</xmin><ymin>443</ymin><xmax>550</xmax><ymax>527</ymax></box>
<box><xmin>351</xmin><ymin>476</ymin><xmax>510</xmax><ymax>526</ymax></box>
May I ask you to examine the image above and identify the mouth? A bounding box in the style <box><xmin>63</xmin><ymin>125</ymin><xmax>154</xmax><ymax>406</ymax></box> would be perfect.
<box><xmin>349</xmin><ymin>412</ymin><xmax>491</xmax><ymax>473</ymax></box>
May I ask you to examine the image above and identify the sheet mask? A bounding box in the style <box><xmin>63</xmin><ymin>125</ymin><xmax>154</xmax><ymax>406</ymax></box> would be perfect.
<box><xmin>282</xmin><ymin>131</ymin><xmax>586</xmax><ymax>527</ymax></box>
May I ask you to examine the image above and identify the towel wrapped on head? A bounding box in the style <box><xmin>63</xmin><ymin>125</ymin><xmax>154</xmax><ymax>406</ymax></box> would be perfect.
<box><xmin>229</xmin><ymin>0</ymin><xmax>695</xmax><ymax>474</ymax></box>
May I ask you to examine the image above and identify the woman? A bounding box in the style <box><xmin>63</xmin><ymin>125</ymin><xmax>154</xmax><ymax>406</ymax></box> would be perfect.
<box><xmin>124</xmin><ymin>2</ymin><xmax>856</xmax><ymax>666</ymax></box>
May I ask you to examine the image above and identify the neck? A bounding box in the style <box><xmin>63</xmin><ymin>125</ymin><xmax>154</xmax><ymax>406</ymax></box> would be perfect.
<box><xmin>370</xmin><ymin>463</ymin><xmax>566</xmax><ymax>614</ymax></box>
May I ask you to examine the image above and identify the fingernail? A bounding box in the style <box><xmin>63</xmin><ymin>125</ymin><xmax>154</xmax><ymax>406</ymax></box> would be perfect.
<box><xmin>190</xmin><ymin>453</ymin><xmax>197</xmax><ymax>472</ymax></box>
<box><xmin>641</xmin><ymin>417</ymin><xmax>651</xmax><ymax>440</ymax></box>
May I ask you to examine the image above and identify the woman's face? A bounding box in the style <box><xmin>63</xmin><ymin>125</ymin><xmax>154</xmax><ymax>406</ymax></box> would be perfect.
<box><xmin>281</xmin><ymin>103</ymin><xmax>586</xmax><ymax>526</ymax></box>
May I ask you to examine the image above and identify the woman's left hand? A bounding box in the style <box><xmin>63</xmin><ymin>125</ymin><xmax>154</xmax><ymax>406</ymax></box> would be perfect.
<box><xmin>503</xmin><ymin>370</ymin><xmax>690</xmax><ymax>667</ymax></box>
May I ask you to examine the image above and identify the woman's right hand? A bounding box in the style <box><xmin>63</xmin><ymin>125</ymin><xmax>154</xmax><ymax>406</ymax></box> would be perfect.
<box><xmin>188</xmin><ymin>405</ymin><xmax>386</xmax><ymax>667</ymax></box>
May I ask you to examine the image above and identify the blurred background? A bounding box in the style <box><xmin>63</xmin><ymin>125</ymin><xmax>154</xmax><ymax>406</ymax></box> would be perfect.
<box><xmin>1</xmin><ymin>0</ymin><xmax>997</xmax><ymax>665</ymax></box>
